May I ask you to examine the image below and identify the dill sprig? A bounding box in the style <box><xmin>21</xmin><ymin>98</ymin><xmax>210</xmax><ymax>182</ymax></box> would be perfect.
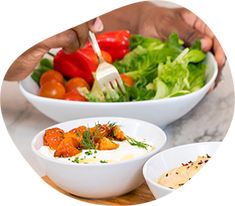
<box><xmin>108</xmin><ymin>121</ymin><xmax>116</xmax><ymax>129</ymax></box>
<box><xmin>126</xmin><ymin>136</ymin><xmax>151</xmax><ymax>150</ymax></box>
<box><xmin>94</xmin><ymin>123</ymin><xmax>102</xmax><ymax>136</ymax></box>
<box><xmin>81</xmin><ymin>129</ymin><xmax>96</xmax><ymax>149</ymax></box>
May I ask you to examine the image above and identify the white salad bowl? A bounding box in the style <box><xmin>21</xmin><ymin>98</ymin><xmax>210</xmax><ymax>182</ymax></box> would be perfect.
<box><xmin>143</xmin><ymin>141</ymin><xmax>221</xmax><ymax>199</ymax></box>
<box><xmin>32</xmin><ymin>117</ymin><xmax>167</xmax><ymax>199</ymax></box>
<box><xmin>19</xmin><ymin>52</ymin><xmax>217</xmax><ymax>128</ymax></box>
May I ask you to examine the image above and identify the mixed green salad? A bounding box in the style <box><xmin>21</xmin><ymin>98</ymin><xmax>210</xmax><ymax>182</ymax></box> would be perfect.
<box><xmin>32</xmin><ymin>32</ymin><xmax>208</xmax><ymax>102</ymax></box>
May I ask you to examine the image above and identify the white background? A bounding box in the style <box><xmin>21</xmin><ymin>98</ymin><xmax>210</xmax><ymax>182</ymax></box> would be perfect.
<box><xmin>0</xmin><ymin>0</ymin><xmax>234</xmax><ymax>205</ymax></box>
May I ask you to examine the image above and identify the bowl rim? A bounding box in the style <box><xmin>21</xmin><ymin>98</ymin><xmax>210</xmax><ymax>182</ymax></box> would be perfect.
<box><xmin>31</xmin><ymin>116</ymin><xmax>167</xmax><ymax>167</ymax></box>
<box><xmin>19</xmin><ymin>52</ymin><xmax>218</xmax><ymax>106</ymax></box>
<box><xmin>143</xmin><ymin>141</ymin><xmax>221</xmax><ymax>192</ymax></box>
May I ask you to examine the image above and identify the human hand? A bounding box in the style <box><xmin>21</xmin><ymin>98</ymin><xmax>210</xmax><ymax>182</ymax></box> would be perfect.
<box><xmin>5</xmin><ymin>17</ymin><xmax>104</xmax><ymax>81</ymax></box>
<box><xmin>136</xmin><ymin>4</ymin><xmax>225</xmax><ymax>86</ymax></box>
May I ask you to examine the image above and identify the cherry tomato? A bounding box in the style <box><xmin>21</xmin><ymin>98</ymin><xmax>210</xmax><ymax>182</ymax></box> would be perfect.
<box><xmin>40</xmin><ymin>70</ymin><xmax>64</xmax><ymax>86</ymax></box>
<box><xmin>65</xmin><ymin>77</ymin><xmax>90</xmax><ymax>92</ymax></box>
<box><xmin>120</xmin><ymin>74</ymin><xmax>135</xmax><ymax>87</ymax></box>
<box><xmin>63</xmin><ymin>90</ymin><xmax>87</xmax><ymax>101</ymax></box>
<box><xmin>39</xmin><ymin>81</ymin><xmax>66</xmax><ymax>99</ymax></box>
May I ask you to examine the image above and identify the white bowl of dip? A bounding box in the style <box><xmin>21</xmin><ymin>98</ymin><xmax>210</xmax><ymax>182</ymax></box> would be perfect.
<box><xmin>143</xmin><ymin>142</ymin><xmax>221</xmax><ymax>199</ymax></box>
<box><xmin>32</xmin><ymin>117</ymin><xmax>167</xmax><ymax>199</ymax></box>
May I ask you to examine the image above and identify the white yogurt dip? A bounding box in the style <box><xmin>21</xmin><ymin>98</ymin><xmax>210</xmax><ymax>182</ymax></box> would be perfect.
<box><xmin>39</xmin><ymin>137</ymin><xmax>154</xmax><ymax>164</ymax></box>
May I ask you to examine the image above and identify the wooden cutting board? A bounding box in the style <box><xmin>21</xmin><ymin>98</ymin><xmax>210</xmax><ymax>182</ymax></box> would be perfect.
<box><xmin>42</xmin><ymin>176</ymin><xmax>155</xmax><ymax>205</ymax></box>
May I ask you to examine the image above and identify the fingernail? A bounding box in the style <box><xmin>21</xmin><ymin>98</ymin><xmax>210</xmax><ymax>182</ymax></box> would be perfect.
<box><xmin>200</xmin><ymin>38</ymin><xmax>211</xmax><ymax>51</ymax></box>
<box><xmin>91</xmin><ymin>17</ymin><xmax>104</xmax><ymax>32</ymax></box>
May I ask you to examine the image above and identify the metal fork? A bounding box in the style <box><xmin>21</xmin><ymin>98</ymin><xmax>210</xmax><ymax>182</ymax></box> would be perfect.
<box><xmin>88</xmin><ymin>31</ymin><xmax>126</xmax><ymax>98</ymax></box>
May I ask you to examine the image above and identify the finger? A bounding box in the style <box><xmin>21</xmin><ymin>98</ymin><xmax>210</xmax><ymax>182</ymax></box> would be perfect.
<box><xmin>212</xmin><ymin>37</ymin><xmax>226</xmax><ymax>87</ymax></box>
<box><xmin>43</xmin><ymin>29</ymin><xmax>80</xmax><ymax>54</ymax></box>
<box><xmin>43</xmin><ymin>22</ymin><xmax>90</xmax><ymax>54</ymax></box>
<box><xmin>213</xmin><ymin>40</ymin><xmax>226</xmax><ymax>87</ymax></box>
<box><xmin>194</xmin><ymin>18</ymin><xmax>214</xmax><ymax>39</ymax></box>
<box><xmin>40</xmin><ymin>18</ymin><xmax>103</xmax><ymax>54</ymax></box>
<box><xmin>213</xmin><ymin>37</ymin><xmax>226</xmax><ymax>69</ymax></box>
<box><xmin>168</xmin><ymin>15</ymin><xmax>212</xmax><ymax>51</ymax></box>
<box><xmin>180</xmin><ymin>8</ymin><xmax>214</xmax><ymax>38</ymax></box>
<box><xmin>214</xmin><ymin>70</ymin><xmax>224</xmax><ymax>88</ymax></box>
<box><xmin>5</xmin><ymin>45</ymin><xmax>48</xmax><ymax>81</ymax></box>
<box><xmin>71</xmin><ymin>23</ymin><xmax>89</xmax><ymax>49</ymax></box>
<box><xmin>179</xmin><ymin>8</ymin><xmax>226</xmax><ymax>88</ymax></box>
<box><xmin>178</xmin><ymin>8</ymin><xmax>214</xmax><ymax>51</ymax></box>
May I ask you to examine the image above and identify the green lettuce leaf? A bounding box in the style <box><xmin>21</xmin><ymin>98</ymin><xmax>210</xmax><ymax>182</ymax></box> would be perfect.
<box><xmin>31</xmin><ymin>58</ymin><xmax>53</xmax><ymax>85</ymax></box>
<box><xmin>188</xmin><ymin>63</ymin><xmax>207</xmax><ymax>92</ymax></box>
<box><xmin>89</xmin><ymin>33</ymin><xmax>207</xmax><ymax>102</ymax></box>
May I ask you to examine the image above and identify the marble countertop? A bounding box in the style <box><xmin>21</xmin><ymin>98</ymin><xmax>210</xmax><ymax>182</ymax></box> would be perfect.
<box><xmin>1</xmin><ymin>63</ymin><xmax>234</xmax><ymax>176</ymax></box>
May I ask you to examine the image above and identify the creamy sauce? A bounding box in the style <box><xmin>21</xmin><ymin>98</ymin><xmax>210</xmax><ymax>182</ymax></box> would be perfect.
<box><xmin>39</xmin><ymin>138</ymin><xmax>154</xmax><ymax>164</ymax></box>
<box><xmin>157</xmin><ymin>155</ymin><xmax>211</xmax><ymax>189</ymax></box>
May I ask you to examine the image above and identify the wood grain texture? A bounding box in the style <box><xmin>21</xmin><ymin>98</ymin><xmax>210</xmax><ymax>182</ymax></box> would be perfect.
<box><xmin>42</xmin><ymin>176</ymin><xmax>155</xmax><ymax>205</ymax></box>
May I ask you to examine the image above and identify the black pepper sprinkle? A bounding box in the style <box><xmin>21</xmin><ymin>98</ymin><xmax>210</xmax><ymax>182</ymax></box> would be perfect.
<box><xmin>187</xmin><ymin>166</ymin><xmax>190</xmax><ymax>169</ymax></box>
<box><xmin>178</xmin><ymin>183</ymin><xmax>184</xmax><ymax>186</ymax></box>
<box><xmin>176</xmin><ymin>172</ymin><xmax>179</xmax><ymax>175</ymax></box>
<box><xmin>206</xmin><ymin>154</ymin><xmax>211</xmax><ymax>158</ymax></box>
<box><xmin>204</xmin><ymin>160</ymin><xmax>208</xmax><ymax>163</ymax></box>
<box><xmin>166</xmin><ymin>173</ymin><xmax>168</xmax><ymax>177</ymax></box>
<box><xmin>198</xmin><ymin>161</ymin><xmax>203</xmax><ymax>165</ymax></box>
<box><xmin>182</xmin><ymin>163</ymin><xmax>188</xmax><ymax>166</ymax></box>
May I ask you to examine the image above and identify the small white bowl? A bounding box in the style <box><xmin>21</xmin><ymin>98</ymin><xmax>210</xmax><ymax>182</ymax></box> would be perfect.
<box><xmin>143</xmin><ymin>142</ymin><xmax>221</xmax><ymax>199</ymax></box>
<box><xmin>19</xmin><ymin>52</ymin><xmax>217</xmax><ymax>128</ymax></box>
<box><xmin>32</xmin><ymin>117</ymin><xmax>167</xmax><ymax>199</ymax></box>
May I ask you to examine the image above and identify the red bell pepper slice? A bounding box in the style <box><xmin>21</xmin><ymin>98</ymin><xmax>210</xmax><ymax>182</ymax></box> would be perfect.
<box><xmin>54</xmin><ymin>50</ymin><xmax>96</xmax><ymax>85</ymax></box>
<box><xmin>53</xmin><ymin>49</ymin><xmax>112</xmax><ymax>85</ymax></box>
<box><xmin>53</xmin><ymin>30</ymin><xmax>131</xmax><ymax>85</ymax></box>
<box><xmin>85</xmin><ymin>30</ymin><xmax>131</xmax><ymax>61</ymax></box>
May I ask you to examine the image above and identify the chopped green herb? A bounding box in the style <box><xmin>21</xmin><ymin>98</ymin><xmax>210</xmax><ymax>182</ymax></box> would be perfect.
<box><xmin>100</xmin><ymin>160</ymin><xmax>108</xmax><ymax>163</ymax></box>
<box><xmin>93</xmin><ymin>156</ymin><xmax>96</xmax><ymax>159</ymax></box>
<box><xmin>81</xmin><ymin>129</ymin><xmax>96</xmax><ymax>149</ymax></box>
<box><xmin>94</xmin><ymin>150</ymin><xmax>97</xmax><ymax>154</ymax></box>
<box><xmin>72</xmin><ymin>157</ymin><xmax>80</xmax><ymax>164</ymax></box>
<box><xmin>85</xmin><ymin>150</ymin><xmax>93</xmax><ymax>155</ymax></box>
<box><xmin>126</xmin><ymin>136</ymin><xmax>151</xmax><ymax>150</ymax></box>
